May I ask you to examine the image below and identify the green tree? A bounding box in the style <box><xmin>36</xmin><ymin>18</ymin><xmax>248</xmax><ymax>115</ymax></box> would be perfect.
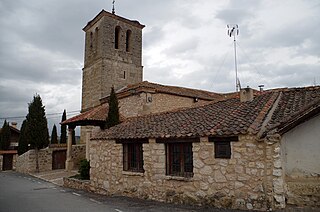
<box><xmin>50</xmin><ymin>124</ymin><xmax>58</xmax><ymax>144</ymax></box>
<box><xmin>27</xmin><ymin>94</ymin><xmax>49</xmax><ymax>172</ymax></box>
<box><xmin>18</xmin><ymin>119</ymin><xmax>29</xmax><ymax>155</ymax></box>
<box><xmin>79</xmin><ymin>159</ymin><xmax>90</xmax><ymax>180</ymax></box>
<box><xmin>0</xmin><ymin>120</ymin><xmax>11</xmax><ymax>150</ymax></box>
<box><xmin>105</xmin><ymin>87</ymin><xmax>120</xmax><ymax>129</ymax></box>
<box><xmin>60</xmin><ymin>110</ymin><xmax>67</xmax><ymax>144</ymax></box>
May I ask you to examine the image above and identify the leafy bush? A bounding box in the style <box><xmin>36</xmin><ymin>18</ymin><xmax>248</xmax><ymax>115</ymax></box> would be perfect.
<box><xmin>79</xmin><ymin>159</ymin><xmax>90</xmax><ymax>180</ymax></box>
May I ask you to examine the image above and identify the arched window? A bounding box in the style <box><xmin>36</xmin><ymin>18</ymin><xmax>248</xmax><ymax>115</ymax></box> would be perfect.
<box><xmin>115</xmin><ymin>26</ymin><xmax>121</xmax><ymax>49</ymax></box>
<box><xmin>95</xmin><ymin>27</ymin><xmax>99</xmax><ymax>51</ymax></box>
<box><xmin>126</xmin><ymin>30</ymin><xmax>132</xmax><ymax>52</ymax></box>
<box><xmin>90</xmin><ymin>32</ymin><xmax>93</xmax><ymax>48</ymax></box>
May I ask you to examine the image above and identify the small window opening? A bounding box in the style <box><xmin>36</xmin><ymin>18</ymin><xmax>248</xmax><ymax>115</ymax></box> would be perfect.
<box><xmin>123</xmin><ymin>71</ymin><xmax>126</xmax><ymax>79</ymax></box>
<box><xmin>95</xmin><ymin>27</ymin><xmax>99</xmax><ymax>50</ymax></box>
<box><xmin>90</xmin><ymin>32</ymin><xmax>93</xmax><ymax>48</ymax></box>
<box><xmin>166</xmin><ymin>142</ymin><xmax>193</xmax><ymax>178</ymax></box>
<box><xmin>115</xmin><ymin>26</ymin><xmax>121</xmax><ymax>49</ymax></box>
<box><xmin>214</xmin><ymin>141</ymin><xmax>231</xmax><ymax>159</ymax></box>
<box><xmin>123</xmin><ymin>143</ymin><xmax>144</xmax><ymax>172</ymax></box>
<box><xmin>126</xmin><ymin>30</ymin><xmax>132</xmax><ymax>52</ymax></box>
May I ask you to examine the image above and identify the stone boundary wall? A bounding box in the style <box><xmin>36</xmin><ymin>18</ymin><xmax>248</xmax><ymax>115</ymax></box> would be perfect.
<box><xmin>89</xmin><ymin>136</ymin><xmax>273</xmax><ymax>211</ymax></box>
<box><xmin>63</xmin><ymin>177</ymin><xmax>91</xmax><ymax>192</ymax></box>
<box><xmin>16</xmin><ymin>145</ymin><xmax>85</xmax><ymax>173</ymax></box>
<box><xmin>16</xmin><ymin>149</ymin><xmax>52</xmax><ymax>173</ymax></box>
<box><xmin>71</xmin><ymin>144</ymin><xmax>86</xmax><ymax>169</ymax></box>
<box><xmin>12</xmin><ymin>154</ymin><xmax>17</xmax><ymax>170</ymax></box>
<box><xmin>16</xmin><ymin>150</ymin><xmax>34</xmax><ymax>173</ymax></box>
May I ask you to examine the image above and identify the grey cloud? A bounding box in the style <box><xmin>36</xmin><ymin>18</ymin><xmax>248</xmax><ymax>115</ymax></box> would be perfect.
<box><xmin>143</xmin><ymin>26</ymin><xmax>166</xmax><ymax>48</ymax></box>
<box><xmin>215</xmin><ymin>9</ymin><xmax>254</xmax><ymax>25</ymax></box>
<box><xmin>214</xmin><ymin>0</ymin><xmax>261</xmax><ymax>25</ymax></box>
<box><xmin>1</xmin><ymin>0</ymin><xmax>319</xmax><ymax>132</ymax></box>
<box><xmin>162</xmin><ymin>37</ymin><xmax>200</xmax><ymax>57</ymax></box>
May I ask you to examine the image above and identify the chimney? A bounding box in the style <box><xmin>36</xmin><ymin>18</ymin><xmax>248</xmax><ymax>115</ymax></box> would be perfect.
<box><xmin>258</xmin><ymin>84</ymin><xmax>264</xmax><ymax>92</ymax></box>
<box><xmin>11</xmin><ymin>122</ymin><xmax>18</xmax><ymax>129</ymax></box>
<box><xmin>240</xmin><ymin>86</ymin><xmax>254</xmax><ymax>102</ymax></box>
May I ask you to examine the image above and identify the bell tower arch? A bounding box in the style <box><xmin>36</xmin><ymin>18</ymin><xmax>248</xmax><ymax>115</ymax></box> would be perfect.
<box><xmin>81</xmin><ymin>10</ymin><xmax>145</xmax><ymax>112</ymax></box>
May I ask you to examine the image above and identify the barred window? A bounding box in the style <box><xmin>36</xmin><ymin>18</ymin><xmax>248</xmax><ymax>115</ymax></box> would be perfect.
<box><xmin>209</xmin><ymin>137</ymin><xmax>237</xmax><ymax>159</ymax></box>
<box><xmin>214</xmin><ymin>141</ymin><xmax>231</xmax><ymax>158</ymax></box>
<box><xmin>166</xmin><ymin>143</ymin><xmax>193</xmax><ymax>178</ymax></box>
<box><xmin>123</xmin><ymin>143</ymin><xmax>144</xmax><ymax>172</ymax></box>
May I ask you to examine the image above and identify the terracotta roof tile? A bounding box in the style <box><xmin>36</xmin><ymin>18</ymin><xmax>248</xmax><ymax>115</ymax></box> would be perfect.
<box><xmin>61</xmin><ymin>104</ymin><xmax>108</xmax><ymax>126</ymax></box>
<box><xmin>266</xmin><ymin>86</ymin><xmax>320</xmax><ymax>132</ymax></box>
<box><xmin>100</xmin><ymin>81</ymin><xmax>223</xmax><ymax>103</ymax></box>
<box><xmin>92</xmin><ymin>92</ymin><xmax>277</xmax><ymax>140</ymax></box>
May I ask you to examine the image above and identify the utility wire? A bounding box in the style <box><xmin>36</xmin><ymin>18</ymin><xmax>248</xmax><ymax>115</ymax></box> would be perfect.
<box><xmin>236</xmin><ymin>42</ymin><xmax>264</xmax><ymax>80</ymax></box>
<box><xmin>212</xmin><ymin>40</ymin><xmax>234</xmax><ymax>90</ymax></box>
<box><xmin>0</xmin><ymin>110</ymin><xmax>80</xmax><ymax>120</ymax></box>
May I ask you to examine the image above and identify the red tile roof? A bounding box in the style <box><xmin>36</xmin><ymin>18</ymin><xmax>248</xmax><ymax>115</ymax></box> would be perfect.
<box><xmin>266</xmin><ymin>86</ymin><xmax>320</xmax><ymax>134</ymax></box>
<box><xmin>61</xmin><ymin>104</ymin><xmax>108</xmax><ymax>126</ymax></box>
<box><xmin>92</xmin><ymin>92</ymin><xmax>279</xmax><ymax>140</ymax></box>
<box><xmin>65</xmin><ymin>81</ymin><xmax>225</xmax><ymax>126</ymax></box>
<box><xmin>100</xmin><ymin>81</ymin><xmax>223</xmax><ymax>103</ymax></box>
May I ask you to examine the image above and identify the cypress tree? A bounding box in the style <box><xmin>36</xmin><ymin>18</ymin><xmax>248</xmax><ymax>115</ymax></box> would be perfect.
<box><xmin>18</xmin><ymin>119</ymin><xmax>29</xmax><ymax>155</ymax></box>
<box><xmin>60</xmin><ymin>110</ymin><xmax>67</xmax><ymax>144</ymax></box>
<box><xmin>27</xmin><ymin>94</ymin><xmax>49</xmax><ymax>172</ymax></box>
<box><xmin>50</xmin><ymin>124</ymin><xmax>58</xmax><ymax>144</ymax></box>
<box><xmin>105</xmin><ymin>87</ymin><xmax>120</xmax><ymax>129</ymax></box>
<box><xmin>0</xmin><ymin>120</ymin><xmax>11</xmax><ymax>150</ymax></box>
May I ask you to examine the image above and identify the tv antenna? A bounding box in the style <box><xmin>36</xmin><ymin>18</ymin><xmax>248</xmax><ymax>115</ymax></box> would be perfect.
<box><xmin>227</xmin><ymin>24</ymin><xmax>240</xmax><ymax>92</ymax></box>
<box><xmin>112</xmin><ymin>0</ymin><xmax>116</xmax><ymax>14</ymax></box>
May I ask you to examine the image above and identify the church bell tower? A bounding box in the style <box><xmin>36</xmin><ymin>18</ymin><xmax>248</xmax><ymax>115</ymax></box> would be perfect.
<box><xmin>81</xmin><ymin>10</ymin><xmax>145</xmax><ymax>112</ymax></box>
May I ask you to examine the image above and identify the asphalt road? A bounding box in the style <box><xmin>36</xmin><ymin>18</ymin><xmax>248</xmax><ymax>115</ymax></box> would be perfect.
<box><xmin>0</xmin><ymin>171</ymin><xmax>248</xmax><ymax>212</ymax></box>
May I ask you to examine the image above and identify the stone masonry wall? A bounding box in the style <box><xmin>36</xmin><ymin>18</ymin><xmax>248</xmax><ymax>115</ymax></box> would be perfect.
<box><xmin>82</xmin><ymin>13</ymin><xmax>143</xmax><ymax>111</ymax></box>
<box><xmin>16</xmin><ymin>150</ymin><xmax>30</xmax><ymax>173</ymax></box>
<box><xmin>16</xmin><ymin>149</ymin><xmax>52</xmax><ymax>173</ymax></box>
<box><xmin>71</xmin><ymin>144</ymin><xmax>86</xmax><ymax>169</ymax></box>
<box><xmin>264</xmin><ymin>134</ymin><xmax>286</xmax><ymax>210</ymax></box>
<box><xmin>12</xmin><ymin>154</ymin><xmax>17</xmax><ymax>170</ymax></box>
<box><xmin>119</xmin><ymin>92</ymin><xmax>210</xmax><ymax>118</ymax></box>
<box><xmin>90</xmin><ymin>135</ymin><xmax>273</xmax><ymax>210</ymax></box>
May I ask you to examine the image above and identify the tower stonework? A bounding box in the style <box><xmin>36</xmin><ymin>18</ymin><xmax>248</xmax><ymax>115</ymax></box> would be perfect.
<box><xmin>81</xmin><ymin>10</ymin><xmax>144</xmax><ymax>112</ymax></box>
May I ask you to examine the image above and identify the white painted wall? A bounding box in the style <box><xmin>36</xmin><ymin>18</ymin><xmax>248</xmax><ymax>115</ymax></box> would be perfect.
<box><xmin>281</xmin><ymin>114</ymin><xmax>320</xmax><ymax>177</ymax></box>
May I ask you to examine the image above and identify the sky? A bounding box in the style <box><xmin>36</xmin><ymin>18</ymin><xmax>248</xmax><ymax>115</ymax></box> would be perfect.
<box><xmin>0</xmin><ymin>0</ymin><xmax>319</xmax><ymax>133</ymax></box>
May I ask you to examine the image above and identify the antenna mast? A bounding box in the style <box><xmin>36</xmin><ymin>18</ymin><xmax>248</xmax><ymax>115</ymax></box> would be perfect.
<box><xmin>227</xmin><ymin>24</ymin><xmax>240</xmax><ymax>92</ymax></box>
<box><xmin>112</xmin><ymin>0</ymin><xmax>116</xmax><ymax>14</ymax></box>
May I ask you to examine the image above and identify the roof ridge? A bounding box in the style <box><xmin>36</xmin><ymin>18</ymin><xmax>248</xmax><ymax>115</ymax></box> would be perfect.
<box><xmin>248</xmin><ymin>92</ymin><xmax>280</xmax><ymax>135</ymax></box>
<box><xmin>256</xmin><ymin>92</ymin><xmax>282</xmax><ymax>138</ymax></box>
<box><xmin>126</xmin><ymin>81</ymin><xmax>221</xmax><ymax>96</ymax></box>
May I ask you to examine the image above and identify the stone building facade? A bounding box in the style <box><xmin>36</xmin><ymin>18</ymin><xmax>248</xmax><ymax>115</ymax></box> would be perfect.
<box><xmin>62</xmin><ymin>9</ymin><xmax>320</xmax><ymax>211</ymax></box>
<box><xmin>89</xmin><ymin>136</ymin><xmax>273</xmax><ymax>210</ymax></box>
<box><xmin>82</xmin><ymin>87</ymin><xmax>320</xmax><ymax>210</ymax></box>
<box><xmin>80</xmin><ymin>10</ymin><xmax>144</xmax><ymax>144</ymax></box>
<box><xmin>81</xmin><ymin>10</ymin><xmax>144</xmax><ymax>112</ymax></box>
<box><xmin>16</xmin><ymin>145</ymin><xmax>85</xmax><ymax>173</ymax></box>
